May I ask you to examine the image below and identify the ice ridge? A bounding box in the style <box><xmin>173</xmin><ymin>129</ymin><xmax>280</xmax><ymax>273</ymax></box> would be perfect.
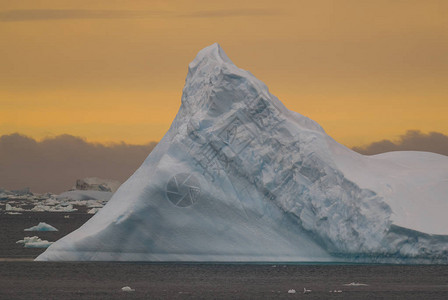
<box><xmin>175</xmin><ymin>43</ymin><xmax>393</xmax><ymax>254</ymax></box>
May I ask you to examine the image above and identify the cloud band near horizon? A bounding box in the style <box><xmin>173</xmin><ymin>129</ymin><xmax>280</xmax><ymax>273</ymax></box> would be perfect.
<box><xmin>0</xmin><ymin>9</ymin><xmax>278</xmax><ymax>22</ymax></box>
<box><xmin>1</xmin><ymin>131</ymin><xmax>447</xmax><ymax>193</ymax></box>
<box><xmin>352</xmin><ymin>130</ymin><xmax>448</xmax><ymax>156</ymax></box>
<box><xmin>0</xmin><ymin>133</ymin><xmax>156</xmax><ymax>193</ymax></box>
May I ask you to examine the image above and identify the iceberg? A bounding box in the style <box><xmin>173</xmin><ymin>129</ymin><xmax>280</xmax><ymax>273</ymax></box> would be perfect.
<box><xmin>17</xmin><ymin>236</ymin><xmax>53</xmax><ymax>248</ymax></box>
<box><xmin>121</xmin><ymin>286</ymin><xmax>135</xmax><ymax>292</ymax></box>
<box><xmin>24</xmin><ymin>241</ymin><xmax>53</xmax><ymax>248</ymax></box>
<box><xmin>37</xmin><ymin>43</ymin><xmax>448</xmax><ymax>263</ymax></box>
<box><xmin>75</xmin><ymin>177</ymin><xmax>121</xmax><ymax>193</ymax></box>
<box><xmin>24</xmin><ymin>222</ymin><xmax>58</xmax><ymax>232</ymax></box>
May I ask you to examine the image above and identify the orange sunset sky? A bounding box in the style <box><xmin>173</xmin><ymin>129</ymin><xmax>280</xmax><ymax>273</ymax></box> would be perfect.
<box><xmin>1</xmin><ymin>0</ymin><xmax>447</xmax><ymax>148</ymax></box>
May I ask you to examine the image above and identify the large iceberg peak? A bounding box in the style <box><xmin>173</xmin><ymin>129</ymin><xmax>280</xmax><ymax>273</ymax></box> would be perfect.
<box><xmin>181</xmin><ymin>43</ymin><xmax>274</xmax><ymax>116</ymax></box>
<box><xmin>180</xmin><ymin>44</ymin><xmax>325</xmax><ymax>136</ymax></box>
<box><xmin>36</xmin><ymin>44</ymin><xmax>448</xmax><ymax>263</ymax></box>
<box><xmin>162</xmin><ymin>45</ymin><xmax>394</xmax><ymax>256</ymax></box>
<box><xmin>188</xmin><ymin>43</ymin><xmax>233</xmax><ymax>71</ymax></box>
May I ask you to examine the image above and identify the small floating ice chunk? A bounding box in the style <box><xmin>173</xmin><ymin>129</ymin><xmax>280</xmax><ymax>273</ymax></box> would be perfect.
<box><xmin>344</xmin><ymin>282</ymin><xmax>368</xmax><ymax>286</ymax></box>
<box><xmin>16</xmin><ymin>236</ymin><xmax>39</xmax><ymax>244</ymax></box>
<box><xmin>287</xmin><ymin>289</ymin><xmax>296</xmax><ymax>294</ymax></box>
<box><xmin>24</xmin><ymin>241</ymin><xmax>53</xmax><ymax>248</ymax></box>
<box><xmin>16</xmin><ymin>236</ymin><xmax>53</xmax><ymax>248</ymax></box>
<box><xmin>121</xmin><ymin>286</ymin><xmax>135</xmax><ymax>292</ymax></box>
<box><xmin>87</xmin><ymin>207</ymin><xmax>100</xmax><ymax>214</ymax></box>
<box><xmin>50</xmin><ymin>204</ymin><xmax>77</xmax><ymax>212</ymax></box>
<box><xmin>24</xmin><ymin>222</ymin><xmax>58</xmax><ymax>232</ymax></box>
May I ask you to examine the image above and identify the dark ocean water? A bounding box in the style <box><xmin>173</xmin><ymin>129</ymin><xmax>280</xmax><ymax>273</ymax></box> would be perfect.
<box><xmin>1</xmin><ymin>212</ymin><xmax>447</xmax><ymax>299</ymax></box>
<box><xmin>1</xmin><ymin>262</ymin><xmax>447</xmax><ymax>299</ymax></box>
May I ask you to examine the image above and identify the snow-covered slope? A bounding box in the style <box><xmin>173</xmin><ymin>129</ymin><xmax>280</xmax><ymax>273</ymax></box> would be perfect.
<box><xmin>37</xmin><ymin>44</ymin><xmax>448</xmax><ymax>263</ymax></box>
<box><xmin>330</xmin><ymin>142</ymin><xmax>448</xmax><ymax>235</ymax></box>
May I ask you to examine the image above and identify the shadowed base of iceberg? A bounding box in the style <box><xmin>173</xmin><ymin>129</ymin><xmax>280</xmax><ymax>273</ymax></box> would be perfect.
<box><xmin>35</xmin><ymin>252</ymin><xmax>336</xmax><ymax>262</ymax></box>
<box><xmin>330</xmin><ymin>225</ymin><xmax>448</xmax><ymax>264</ymax></box>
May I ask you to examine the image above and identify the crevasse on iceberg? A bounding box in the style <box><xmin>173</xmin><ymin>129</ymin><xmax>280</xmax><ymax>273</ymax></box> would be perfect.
<box><xmin>37</xmin><ymin>43</ymin><xmax>448</xmax><ymax>263</ymax></box>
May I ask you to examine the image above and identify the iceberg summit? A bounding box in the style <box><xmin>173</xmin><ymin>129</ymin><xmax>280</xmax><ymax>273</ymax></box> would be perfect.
<box><xmin>37</xmin><ymin>44</ymin><xmax>448</xmax><ymax>263</ymax></box>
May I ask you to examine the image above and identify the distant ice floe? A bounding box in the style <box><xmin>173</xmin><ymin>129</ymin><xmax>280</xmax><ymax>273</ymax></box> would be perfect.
<box><xmin>57</xmin><ymin>190</ymin><xmax>112</xmax><ymax>202</ymax></box>
<box><xmin>31</xmin><ymin>203</ymin><xmax>78</xmax><ymax>213</ymax></box>
<box><xmin>24</xmin><ymin>222</ymin><xmax>58</xmax><ymax>232</ymax></box>
<box><xmin>75</xmin><ymin>177</ymin><xmax>121</xmax><ymax>193</ymax></box>
<box><xmin>1</xmin><ymin>178</ymin><xmax>118</xmax><ymax>214</ymax></box>
<box><xmin>287</xmin><ymin>289</ymin><xmax>296</xmax><ymax>294</ymax></box>
<box><xmin>344</xmin><ymin>282</ymin><xmax>368</xmax><ymax>286</ymax></box>
<box><xmin>121</xmin><ymin>286</ymin><xmax>135</xmax><ymax>292</ymax></box>
<box><xmin>1</xmin><ymin>190</ymin><xmax>112</xmax><ymax>213</ymax></box>
<box><xmin>16</xmin><ymin>236</ymin><xmax>53</xmax><ymax>248</ymax></box>
<box><xmin>5</xmin><ymin>203</ymin><xmax>24</xmax><ymax>212</ymax></box>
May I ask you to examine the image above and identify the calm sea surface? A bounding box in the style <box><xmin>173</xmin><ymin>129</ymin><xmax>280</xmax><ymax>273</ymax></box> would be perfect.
<box><xmin>1</xmin><ymin>213</ymin><xmax>447</xmax><ymax>299</ymax></box>
<box><xmin>1</xmin><ymin>262</ymin><xmax>447</xmax><ymax>299</ymax></box>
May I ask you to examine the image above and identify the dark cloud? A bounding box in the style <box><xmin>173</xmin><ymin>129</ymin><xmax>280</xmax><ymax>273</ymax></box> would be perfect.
<box><xmin>0</xmin><ymin>9</ymin><xmax>278</xmax><ymax>22</ymax></box>
<box><xmin>352</xmin><ymin>130</ymin><xmax>448</xmax><ymax>156</ymax></box>
<box><xmin>0</xmin><ymin>9</ymin><xmax>167</xmax><ymax>22</ymax></box>
<box><xmin>0</xmin><ymin>133</ymin><xmax>156</xmax><ymax>193</ymax></box>
<box><xmin>179</xmin><ymin>9</ymin><xmax>280</xmax><ymax>18</ymax></box>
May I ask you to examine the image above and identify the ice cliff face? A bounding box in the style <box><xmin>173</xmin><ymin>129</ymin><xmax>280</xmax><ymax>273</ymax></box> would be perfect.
<box><xmin>37</xmin><ymin>44</ymin><xmax>448</xmax><ymax>263</ymax></box>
